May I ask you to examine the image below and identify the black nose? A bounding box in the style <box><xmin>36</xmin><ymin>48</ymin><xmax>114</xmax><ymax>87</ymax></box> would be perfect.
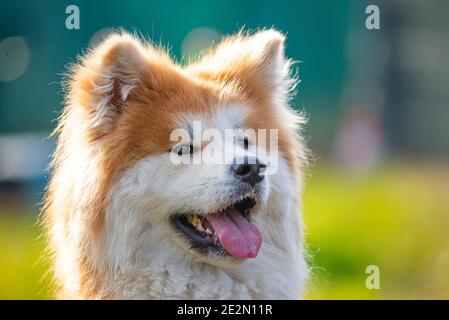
<box><xmin>231</xmin><ymin>156</ymin><xmax>266</xmax><ymax>186</ymax></box>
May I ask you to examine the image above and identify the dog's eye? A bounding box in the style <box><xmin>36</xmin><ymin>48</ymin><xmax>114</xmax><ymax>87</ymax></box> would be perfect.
<box><xmin>181</xmin><ymin>144</ymin><xmax>194</xmax><ymax>156</ymax></box>
<box><xmin>170</xmin><ymin>144</ymin><xmax>194</xmax><ymax>156</ymax></box>
<box><xmin>243</xmin><ymin>137</ymin><xmax>249</xmax><ymax>150</ymax></box>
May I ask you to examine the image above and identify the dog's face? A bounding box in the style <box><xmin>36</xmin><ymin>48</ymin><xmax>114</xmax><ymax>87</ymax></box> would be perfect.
<box><xmin>67</xmin><ymin>30</ymin><xmax>304</xmax><ymax>267</ymax></box>
<box><xmin>109</xmin><ymin>104</ymin><xmax>273</xmax><ymax>266</ymax></box>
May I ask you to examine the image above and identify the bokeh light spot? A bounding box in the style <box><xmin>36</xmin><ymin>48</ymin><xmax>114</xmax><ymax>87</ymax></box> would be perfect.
<box><xmin>181</xmin><ymin>27</ymin><xmax>222</xmax><ymax>61</ymax></box>
<box><xmin>88</xmin><ymin>27</ymin><xmax>116</xmax><ymax>48</ymax></box>
<box><xmin>0</xmin><ymin>36</ymin><xmax>30</xmax><ymax>82</ymax></box>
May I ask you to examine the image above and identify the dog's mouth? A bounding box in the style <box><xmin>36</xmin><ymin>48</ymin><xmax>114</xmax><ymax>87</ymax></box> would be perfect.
<box><xmin>170</xmin><ymin>196</ymin><xmax>262</xmax><ymax>259</ymax></box>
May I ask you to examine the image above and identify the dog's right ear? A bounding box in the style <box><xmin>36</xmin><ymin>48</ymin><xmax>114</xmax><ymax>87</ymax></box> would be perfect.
<box><xmin>67</xmin><ymin>32</ymin><xmax>150</xmax><ymax>132</ymax></box>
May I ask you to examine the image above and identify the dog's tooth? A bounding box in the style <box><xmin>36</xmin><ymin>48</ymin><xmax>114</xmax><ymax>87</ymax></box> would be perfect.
<box><xmin>192</xmin><ymin>215</ymin><xmax>201</xmax><ymax>226</ymax></box>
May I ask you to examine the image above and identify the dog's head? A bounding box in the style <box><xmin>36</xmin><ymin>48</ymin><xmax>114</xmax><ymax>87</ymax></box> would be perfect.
<box><xmin>63</xmin><ymin>30</ymin><xmax>305</xmax><ymax>267</ymax></box>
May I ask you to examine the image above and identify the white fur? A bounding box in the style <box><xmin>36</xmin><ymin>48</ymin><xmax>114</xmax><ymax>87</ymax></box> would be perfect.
<box><xmin>95</xmin><ymin>154</ymin><xmax>306</xmax><ymax>299</ymax></box>
<box><xmin>82</xmin><ymin>106</ymin><xmax>308</xmax><ymax>299</ymax></box>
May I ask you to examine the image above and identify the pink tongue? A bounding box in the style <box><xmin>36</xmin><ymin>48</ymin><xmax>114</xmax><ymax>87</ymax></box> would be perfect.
<box><xmin>207</xmin><ymin>209</ymin><xmax>262</xmax><ymax>259</ymax></box>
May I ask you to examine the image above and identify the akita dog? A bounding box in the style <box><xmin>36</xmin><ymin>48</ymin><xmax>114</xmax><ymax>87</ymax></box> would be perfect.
<box><xmin>43</xmin><ymin>29</ymin><xmax>308</xmax><ymax>299</ymax></box>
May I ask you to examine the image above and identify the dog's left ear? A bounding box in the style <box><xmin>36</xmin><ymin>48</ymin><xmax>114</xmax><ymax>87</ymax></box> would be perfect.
<box><xmin>189</xmin><ymin>29</ymin><xmax>294</xmax><ymax>99</ymax></box>
<box><xmin>67</xmin><ymin>32</ymin><xmax>153</xmax><ymax>132</ymax></box>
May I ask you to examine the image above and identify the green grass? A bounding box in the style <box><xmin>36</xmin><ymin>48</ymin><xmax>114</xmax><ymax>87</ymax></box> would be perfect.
<box><xmin>304</xmin><ymin>162</ymin><xmax>449</xmax><ymax>299</ymax></box>
<box><xmin>0</xmin><ymin>214</ymin><xmax>51</xmax><ymax>299</ymax></box>
<box><xmin>1</xmin><ymin>161</ymin><xmax>448</xmax><ymax>299</ymax></box>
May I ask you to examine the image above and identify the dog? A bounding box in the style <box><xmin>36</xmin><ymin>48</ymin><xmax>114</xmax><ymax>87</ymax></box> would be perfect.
<box><xmin>43</xmin><ymin>29</ymin><xmax>308</xmax><ymax>299</ymax></box>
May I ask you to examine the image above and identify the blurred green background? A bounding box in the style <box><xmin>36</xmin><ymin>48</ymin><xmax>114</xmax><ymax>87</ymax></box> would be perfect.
<box><xmin>1</xmin><ymin>0</ymin><xmax>448</xmax><ymax>299</ymax></box>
